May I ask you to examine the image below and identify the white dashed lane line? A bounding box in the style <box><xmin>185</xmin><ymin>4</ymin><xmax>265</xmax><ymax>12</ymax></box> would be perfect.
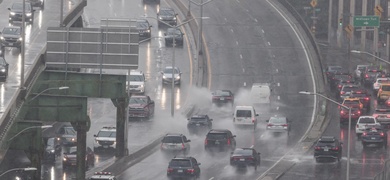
<box><xmin>267</xmin><ymin>42</ymin><xmax>271</xmax><ymax>46</ymax></box>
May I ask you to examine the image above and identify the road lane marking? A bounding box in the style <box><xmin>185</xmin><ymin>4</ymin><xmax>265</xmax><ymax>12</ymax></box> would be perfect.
<box><xmin>276</xmin><ymin>106</ymin><xmax>279</xmax><ymax>110</ymax></box>
<box><xmin>267</xmin><ymin>41</ymin><xmax>271</xmax><ymax>46</ymax></box>
<box><xmin>277</xmin><ymin>96</ymin><xmax>280</xmax><ymax>100</ymax></box>
<box><xmin>277</xmin><ymin>83</ymin><xmax>280</xmax><ymax>86</ymax></box>
<box><xmin>244</xmin><ymin>82</ymin><xmax>246</xmax><ymax>86</ymax></box>
<box><xmin>276</xmin><ymin>69</ymin><xmax>278</xmax><ymax>73</ymax></box>
<box><xmin>231</xmin><ymin>29</ymin><xmax>234</xmax><ymax>33</ymax></box>
<box><xmin>255</xmin><ymin>18</ymin><xmax>258</xmax><ymax>22</ymax></box>
<box><xmin>236</xmin><ymin>41</ymin><xmax>238</xmax><ymax>45</ymax></box>
<box><xmin>242</xmin><ymin>68</ymin><xmax>245</xmax><ymax>73</ymax></box>
<box><xmin>209</xmin><ymin>178</ymin><xmax>215</xmax><ymax>180</ymax></box>
<box><xmin>240</xmin><ymin>54</ymin><xmax>243</xmax><ymax>59</ymax></box>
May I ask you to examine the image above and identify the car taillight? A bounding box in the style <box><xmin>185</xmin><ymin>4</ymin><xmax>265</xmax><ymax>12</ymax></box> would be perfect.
<box><xmin>357</xmin><ymin>111</ymin><xmax>361</xmax><ymax>115</ymax></box>
<box><xmin>365</xmin><ymin>74</ymin><xmax>369</xmax><ymax>78</ymax></box>
<box><xmin>356</xmin><ymin>124</ymin><xmax>359</xmax><ymax>128</ymax></box>
<box><xmin>314</xmin><ymin>146</ymin><xmax>321</xmax><ymax>150</ymax></box>
<box><xmin>247</xmin><ymin>157</ymin><xmax>254</xmax><ymax>160</ymax></box>
<box><xmin>167</xmin><ymin>168</ymin><xmax>174</xmax><ymax>173</ymax></box>
<box><xmin>226</xmin><ymin>96</ymin><xmax>233</xmax><ymax>100</ymax></box>
<box><xmin>364</xmin><ymin>97</ymin><xmax>370</xmax><ymax>100</ymax></box>
<box><xmin>252</xmin><ymin>119</ymin><xmax>255</xmax><ymax>123</ymax></box>
<box><xmin>267</xmin><ymin>123</ymin><xmax>273</xmax><ymax>126</ymax></box>
<box><xmin>331</xmin><ymin>147</ymin><xmax>339</xmax><ymax>151</ymax></box>
<box><xmin>212</xmin><ymin>96</ymin><xmax>219</xmax><ymax>99</ymax></box>
<box><xmin>373</xmin><ymin>114</ymin><xmax>378</xmax><ymax>118</ymax></box>
<box><xmin>182</xmin><ymin>143</ymin><xmax>185</xmax><ymax>150</ymax></box>
<box><xmin>362</xmin><ymin>132</ymin><xmax>367</xmax><ymax>136</ymax></box>
<box><xmin>227</xmin><ymin>139</ymin><xmax>231</xmax><ymax>145</ymax></box>
<box><xmin>204</xmin><ymin>139</ymin><xmax>208</xmax><ymax>145</ymax></box>
<box><xmin>340</xmin><ymin>110</ymin><xmax>345</xmax><ymax>114</ymax></box>
<box><xmin>340</xmin><ymin>91</ymin><xmax>345</xmax><ymax>94</ymax></box>
<box><xmin>282</xmin><ymin>124</ymin><xmax>288</xmax><ymax>127</ymax></box>
<box><xmin>387</xmin><ymin>101</ymin><xmax>390</xmax><ymax>106</ymax></box>
<box><xmin>186</xmin><ymin>169</ymin><xmax>195</xmax><ymax>174</ymax></box>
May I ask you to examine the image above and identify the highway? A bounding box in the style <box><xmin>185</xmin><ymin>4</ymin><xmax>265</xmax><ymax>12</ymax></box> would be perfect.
<box><xmin>0</xmin><ymin>0</ymin><xmax>387</xmax><ymax>179</ymax></box>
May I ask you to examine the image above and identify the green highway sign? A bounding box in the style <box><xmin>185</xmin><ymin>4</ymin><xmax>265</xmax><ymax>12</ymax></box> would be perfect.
<box><xmin>353</xmin><ymin>16</ymin><xmax>380</xmax><ymax>27</ymax></box>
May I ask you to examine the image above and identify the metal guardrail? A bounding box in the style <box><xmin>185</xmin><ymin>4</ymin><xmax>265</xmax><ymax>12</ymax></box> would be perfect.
<box><xmin>62</xmin><ymin>0</ymin><xmax>87</xmax><ymax>27</ymax></box>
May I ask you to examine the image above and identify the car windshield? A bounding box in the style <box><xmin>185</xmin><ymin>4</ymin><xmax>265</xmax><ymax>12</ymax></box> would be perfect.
<box><xmin>359</xmin><ymin>117</ymin><xmax>375</xmax><ymax>123</ymax></box>
<box><xmin>167</xmin><ymin>28</ymin><xmax>181</xmax><ymax>35</ymax></box>
<box><xmin>97</xmin><ymin>131</ymin><xmax>116</xmax><ymax>137</ymax></box>
<box><xmin>67</xmin><ymin>147</ymin><xmax>77</xmax><ymax>154</ymax></box>
<box><xmin>236</xmin><ymin>110</ymin><xmax>251</xmax><ymax>117</ymax></box>
<box><xmin>64</xmin><ymin>127</ymin><xmax>76</xmax><ymax>135</ymax></box>
<box><xmin>164</xmin><ymin>68</ymin><xmax>179</xmax><ymax>74</ymax></box>
<box><xmin>350</xmin><ymin>93</ymin><xmax>366</xmax><ymax>98</ymax></box>
<box><xmin>190</xmin><ymin>117</ymin><xmax>207</xmax><ymax>122</ymax></box>
<box><xmin>381</xmin><ymin>85</ymin><xmax>390</xmax><ymax>91</ymax></box>
<box><xmin>169</xmin><ymin>159</ymin><xmax>191</xmax><ymax>167</ymax></box>
<box><xmin>342</xmin><ymin>86</ymin><xmax>358</xmax><ymax>92</ymax></box>
<box><xmin>47</xmin><ymin>138</ymin><xmax>55</xmax><ymax>148</ymax></box>
<box><xmin>137</xmin><ymin>21</ymin><xmax>149</xmax><ymax>28</ymax></box>
<box><xmin>129</xmin><ymin>75</ymin><xmax>144</xmax><ymax>81</ymax></box>
<box><xmin>207</xmin><ymin>133</ymin><xmax>227</xmax><ymax>139</ymax></box>
<box><xmin>162</xmin><ymin>136</ymin><xmax>182</xmax><ymax>143</ymax></box>
<box><xmin>12</xmin><ymin>3</ymin><xmax>31</xmax><ymax>10</ymax></box>
<box><xmin>129</xmin><ymin>97</ymin><xmax>147</xmax><ymax>104</ymax></box>
<box><xmin>160</xmin><ymin>9</ymin><xmax>175</xmax><ymax>16</ymax></box>
<box><xmin>233</xmin><ymin>149</ymin><xmax>252</xmax><ymax>156</ymax></box>
<box><xmin>375</xmin><ymin>110</ymin><xmax>390</xmax><ymax>114</ymax></box>
<box><xmin>0</xmin><ymin>58</ymin><xmax>7</xmax><ymax>66</ymax></box>
<box><xmin>3</xmin><ymin>27</ymin><xmax>21</xmax><ymax>35</ymax></box>
<box><xmin>269</xmin><ymin>117</ymin><xmax>286</xmax><ymax>124</ymax></box>
<box><xmin>377</xmin><ymin>79</ymin><xmax>390</xmax><ymax>83</ymax></box>
<box><xmin>329</xmin><ymin>66</ymin><xmax>342</xmax><ymax>71</ymax></box>
<box><xmin>213</xmin><ymin>90</ymin><xmax>230</xmax><ymax>96</ymax></box>
<box><xmin>358</xmin><ymin>66</ymin><xmax>367</xmax><ymax>71</ymax></box>
<box><xmin>343</xmin><ymin>100</ymin><xmax>359</xmax><ymax>105</ymax></box>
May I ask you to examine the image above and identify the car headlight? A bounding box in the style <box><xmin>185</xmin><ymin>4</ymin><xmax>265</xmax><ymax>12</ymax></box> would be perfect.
<box><xmin>158</xmin><ymin>16</ymin><xmax>163</xmax><ymax>19</ymax></box>
<box><xmin>18</xmin><ymin>37</ymin><xmax>22</xmax><ymax>41</ymax></box>
<box><xmin>173</xmin><ymin>17</ymin><xmax>176</xmax><ymax>20</ymax></box>
<box><xmin>50</xmin><ymin>150</ymin><xmax>55</xmax><ymax>153</ymax></box>
<box><xmin>0</xmin><ymin>69</ymin><xmax>6</xmax><ymax>72</ymax></box>
<box><xmin>71</xmin><ymin>138</ymin><xmax>76</xmax><ymax>142</ymax></box>
<box><xmin>63</xmin><ymin>157</ymin><xmax>67</xmax><ymax>161</ymax></box>
<box><xmin>175</xmin><ymin>76</ymin><xmax>180</xmax><ymax>79</ymax></box>
<box><xmin>0</xmin><ymin>37</ymin><xmax>4</xmax><ymax>40</ymax></box>
<box><xmin>162</xmin><ymin>75</ymin><xmax>167</xmax><ymax>79</ymax></box>
<box><xmin>147</xmin><ymin>29</ymin><xmax>150</xmax><ymax>33</ymax></box>
<box><xmin>10</xmin><ymin>12</ymin><xmax>16</xmax><ymax>15</ymax></box>
<box><xmin>140</xmin><ymin>84</ymin><xmax>144</xmax><ymax>88</ymax></box>
<box><xmin>26</xmin><ymin>13</ymin><xmax>32</xmax><ymax>17</ymax></box>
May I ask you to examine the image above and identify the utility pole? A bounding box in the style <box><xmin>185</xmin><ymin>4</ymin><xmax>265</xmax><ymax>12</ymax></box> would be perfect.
<box><xmin>337</xmin><ymin>0</ymin><xmax>344</xmax><ymax>47</ymax></box>
<box><xmin>349</xmin><ymin>0</ymin><xmax>355</xmax><ymax>48</ymax></box>
<box><xmin>374</xmin><ymin>0</ymin><xmax>381</xmax><ymax>63</ymax></box>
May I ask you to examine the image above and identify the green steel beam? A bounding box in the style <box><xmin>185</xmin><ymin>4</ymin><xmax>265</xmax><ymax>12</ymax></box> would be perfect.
<box><xmin>31</xmin><ymin>70</ymin><xmax>127</xmax><ymax>99</ymax></box>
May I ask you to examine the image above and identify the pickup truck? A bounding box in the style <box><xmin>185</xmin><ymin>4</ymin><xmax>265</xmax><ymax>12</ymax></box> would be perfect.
<box><xmin>128</xmin><ymin>95</ymin><xmax>155</xmax><ymax>120</ymax></box>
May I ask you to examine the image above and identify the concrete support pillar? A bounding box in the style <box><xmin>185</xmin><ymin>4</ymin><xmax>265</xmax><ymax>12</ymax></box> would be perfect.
<box><xmin>361</xmin><ymin>0</ymin><xmax>367</xmax><ymax>52</ymax></box>
<box><xmin>114</xmin><ymin>98</ymin><xmax>128</xmax><ymax>157</ymax></box>
<box><xmin>72</xmin><ymin>121</ymin><xmax>87</xmax><ymax>180</ymax></box>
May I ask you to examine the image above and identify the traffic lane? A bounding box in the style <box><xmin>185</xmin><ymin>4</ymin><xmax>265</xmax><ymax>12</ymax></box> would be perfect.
<box><xmin>0</xmin><ymin>0</ymin><xmax>78</xmax><ymax>114</ymax></box>
<box><xmin>116</xmin><ymin>106</ymin><xmax>302</xmax><ymax>180</ymax></box>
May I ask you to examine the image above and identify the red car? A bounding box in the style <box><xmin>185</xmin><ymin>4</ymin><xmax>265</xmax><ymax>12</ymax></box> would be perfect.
<box><xmin>349</xmin><ymin>90</ymin><xmax>371</xmax><ymax>111</ymax></box>
<box><xmin>128</xmin><ymin>95</ymin><xmax>155</xmax><ymax>120</ymax></box>
<box><xmin>63</xmin><ymin>146</ymin><xmax>95</xmax><ymax>169</ymax></box>
<box><xmin>339</xmin><ymin>108</ymin><xmax>361</xmax><ymax>124</ymax></box>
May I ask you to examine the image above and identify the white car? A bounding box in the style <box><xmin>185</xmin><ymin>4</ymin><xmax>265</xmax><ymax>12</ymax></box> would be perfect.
<box><xmin>93</xmin><ymin>127</ymin><xmax>116</xmax><ymax>152</ymax></box>
<box><xmin>250</xmin><ymin>83</ymin><xmax>271</xmax><ymax>104</ymax></box>
<box><xmin>161</xmin><ymin>66</ymin><xmax>182</xmax><ymax>85</ymax></box>
<box><xmin>160</xmin><ymin>133</ymin><xmax>191</xmax><ymax>153</ymax></box>
<box><xmin>372</xmin><ymin>77</ymin><xmax>390</xmax><ymax>94</ymax></box>
<box><xmin>127</xmin><ymin>70</ymin><xmax>145</xmax><ymax>94</ymax></box>
<box><xmin>355</xmin><ymin>116</ymin><xmax>381</xmax><ymax>135</ymax></box>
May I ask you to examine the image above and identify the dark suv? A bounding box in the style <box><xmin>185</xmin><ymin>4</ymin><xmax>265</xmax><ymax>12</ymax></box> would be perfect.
<box><xmin>204</xmin><ymin>129</ymin><xmax>236</xmax><ymax>152</ymax></box>
<box><xmin>157</xmin><ymin>7</ymin><xmax>177</xmax><ymax>27</ymax></box>
<box><xmin>28</xmin><ymin>0</ymin><xmax>44</xmax><ymax>9</ymax></box>
<box><xmin>361</xmin><ymin>127</ymin><xmax>388</xmax><ymax>148</ymax></box>
<box><xmin>313</xmin><ymin>136</ymin><xmax>343</xmax><ymax>162</ymax></box>
<box><xmin>167</xmin><ymin>156</ymin><xmax>201</xmax><ymax>179</ymax></box>
<box><xmin>187</xmin><ymin>115</ymin><xmax>213</xmax><ymax>134</ymax></box>
<box><xmin>8</xmin><ymin>2</ymin><xmax>35</xmax><ymax>24</ymax></box>
<box><xmin>230</xmin><ymin>147</ymin><xmax>261</xmax><ymax>170</ymax></box>
<box><xmin>0</xmin><ymin>57</ymin><xmax>9</xmax><ymax>82</ymax></box>
<box><xmin>136</xmin><ymin>19</ymin><xmax>152</xmax><ymax>39</ymax></box>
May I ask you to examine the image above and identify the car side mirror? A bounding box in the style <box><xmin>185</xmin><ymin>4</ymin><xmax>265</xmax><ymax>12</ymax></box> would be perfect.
<box><xmin>233</xmin><ymin>135</ymin><xmax>236</xmax><ymax>137</ymax></box>
<box><xmin>187</xmin><ymin>140</ymin><xmax>191</xmax><ymax>142</ymax></box>
<box><xmin>182</xmin><ymin>33</ymin><xmax>185</xmax><ymax>36</ymax></box>
<box><xmin>187</xmin><ymin>118</ymin><xmax>190</xmax><ymax>120</ymax></box>
<box><xmin>94</xmin><ymin>134</ymin><xmax>97</xmax><ymax>137</ymax></box>
<box><xmin>340</xmin><ymin>142</ymin><xmax>343</xmax><ymax>145</ymax></box>
<box><xmin>230</xmin><ymin>152</ymin><xmax>234</xmax><ymax>154</ymax></box>
<box><xmin>7</xmin><ymin>8</ymin><xmax>10</xmax><ymax>11</ymax></box>
<box><xmin>266</xmin><ymin>120</ymin><xmax>269</xmax><ymax>122</ymax></box>
<box><xmin>258</xmin><ymin>152</ymin><xmax>261</xmax><ymax>155</ymax></box>
<box><xmin>210</xmin><ymin>119</ymin><xmax>213</xmax><ymax>121</ymax></box>
<box><xmin>175</xmin><ymin>13</ymin><xmax>178</xmax><ymax>16</ymax></box>
<box><xmin>150</xmin><ymin>25</ymin><xmax>153</xmax><ymax>28</ymax></box>
<box><xmin>150</xmin><ymin>100</ymin><xmax>155</xmax><ymax>104</ymax></box>
<box><xmin>256</xmin><ymin>114</ymin><xmax>259</xmax><ymax>116</ymax></box>
<box><xmin>164</xmin><ymin>33</ymin><xmax>166</xmax><ymax>36</ymax></box>
<box><xmin>197</xmin><ymin>163</ymin><xmax>201</xmax><ymax>165</ymax></box>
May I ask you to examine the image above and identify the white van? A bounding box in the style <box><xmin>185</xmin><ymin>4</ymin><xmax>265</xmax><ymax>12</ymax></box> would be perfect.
<box><xmin>250</xmin><ymin>83</ymin><xmax>271</xmax><ymax>104</ymax></box>
<box><xmin>233</xmin><ymin>106</ymin><xmax>258</xmax><ymax>128</ymax></box>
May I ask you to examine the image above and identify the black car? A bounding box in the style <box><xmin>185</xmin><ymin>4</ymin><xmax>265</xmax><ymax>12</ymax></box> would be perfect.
<box><xmin>142</xmin><ymin>0</ymin><xmax>160</xmax><ymax>4</ymax></box>
<box><xmin>0</xmin><ymin>26</ymin><xmax>22</xmax><ymax>50</ymax></box>
<box><xmin>361</xmin><ymin>127</ymin><xmax>388</xmax><ymax>148</ymax></box>
<box><xmin>157</xmin><ymin>7</ymin><xmax>177</xmax><ymax>27</ymax></box>
<box><xmin>0</xmin><ymin>44</ymin><xmax>4</xmax><ymax>57</ymax></box>
<box><xmin>313</xmin><ymin>136</ymin><xmax>343</xmax><ymax>162</ymax></box>
<box><xmin>167</xmin><ymin>156</ymin><xmax>201</xmax><ymax>179</ymax></box>
<box><xmin>204</xmin><ymin>129</ymin><xmax>236</xmax><ymax>152</ymax></box>
<box><xmin>211</xmin><ymin>90</ymin><xmax>234</xmax><ymax>105</ymax></box>
<box><xmin>0</xmin><ymin>57</ymin><xmax>9</xmax><ymax>82</ymax></box>
<box><xmin>325</xmin><ymin>65</ymin><xmax>343</xmax><ymax>82</ymax></box>
<box><xmin>28</xmin><ymin>0</ymin><xmax>45</xmax><ymax>9</ymax></box>
<box><xmin>56</xmin><ymin>125</ymin><xmax>77</xmax><ymax>146</ymax></box>
<box><xmin>164</xmin><ymin>28</ymin><xmax>184</xmax><ymax>47</ymax></box>
<box><xmin>8</xmin><ymin>2</ymin><xmax>35</xmax><ymax>24</ymax></box>
<box><xmin>187</xmin><ymin>115</ymin><xmax>213</xmax><ymax>134</ymax></box>
<box><xmin>329</xmin><ymin>71</ymin><xmax>352</xmax><ymax>90</ymax></box>
<box><xmin>137</xmin><ymin>19</ymin><xmax>152</xmax><ymax>39</ymax></box>
<box><xmin>230</xmin><ymin>148</ymin><xmax>261</xmax><ymax>170</ymax></box>
<box><xmin>43</xmin><ymin>137</ymin><xmax>61</xmax><ymax>164</ymax></box>
<box><xmin>362</xmin><ymin>66</ymin><xmax>382</xmax><ymax>86</ymax></box>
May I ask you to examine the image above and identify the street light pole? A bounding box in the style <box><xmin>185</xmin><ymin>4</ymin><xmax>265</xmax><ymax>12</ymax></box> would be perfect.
<box><xmin>351</xmin><ymin>50</ymin><xmax>390</xmax><ymax>65</ymax></box>
<box><xmin>145</xmin><ymin>16</ymin><xmax>208</xmax><ymax>117</ymax></box>
<box><xmin>0</xmin><ymin>167</ymin><xmax>37</xmax><ymax>178</ymax></box>
<box><xmin>7</xmin><ymin>125</ymin><xmax>52</xmax><ymax>142</ymax></box>
<box><xmin>28</xmin><ymin>86</ymin><xmax>69</xmax><ymax>103</ymax></box>
<box><xmin>299</xmin><ymin>91</ymin><xmax>351</xmax><ymax>180</ymax></box>
<box><xmin>21</xmin><ymin>0</ymin><xmax>26</xmax><ymax>89</ymax></box>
